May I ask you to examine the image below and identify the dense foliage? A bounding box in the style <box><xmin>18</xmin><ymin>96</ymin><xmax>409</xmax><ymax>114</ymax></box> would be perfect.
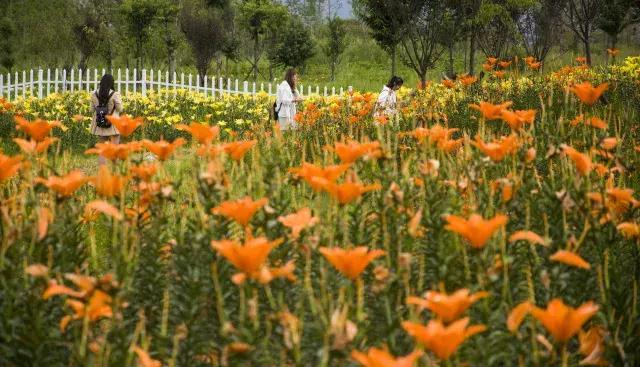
<box><xmin>0</xmin><ymin>57</ymin><xmax>639</xmax><ymax>366</ymax></box>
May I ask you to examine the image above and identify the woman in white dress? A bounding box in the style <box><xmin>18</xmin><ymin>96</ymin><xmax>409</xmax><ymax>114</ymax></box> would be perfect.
<box><xmin>275</xmin><ymin>68</ymin><xmax>304</xmax><ymax>131</ymax></box>
<box><xmin>375</xmin><ymin>76</ymin><xmax>404</xmax><ymax>118</ymax></box>
<box><xmin>90</xmin><ymin>74</ymin><xmax>123</xmax><ymax>164</ymax></box>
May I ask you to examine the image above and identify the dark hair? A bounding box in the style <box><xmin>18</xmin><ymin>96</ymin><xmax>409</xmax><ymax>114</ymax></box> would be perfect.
<box><xmin>386</xmin><ymin>76</ymin><xmax>404</xmax><ymax>89</ymax></box>
<box><xmin>98</xmin><ymin>74</ymin><xmax>115</xmax><ymax>105</ymax></box>
<box><xmin>284</xmin><ymin>68</ymin><xmax>297</xmax><ymax>91</ymax></box>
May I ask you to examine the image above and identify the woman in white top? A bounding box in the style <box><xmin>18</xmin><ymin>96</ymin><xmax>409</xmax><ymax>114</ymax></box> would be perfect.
<box><xmin>275</xmin><ymin>68</ymin><xmax>304</xmax><ymax>131</ymax></box>
<box><xmin>90</xmin><ymin>73</ymin><xmax>123</xmax><ymax>164</ymax></box>
<box><xmin>375</xmin><ymin>75</ymin><xmax>404</xmax><ymax>117</ymax></box>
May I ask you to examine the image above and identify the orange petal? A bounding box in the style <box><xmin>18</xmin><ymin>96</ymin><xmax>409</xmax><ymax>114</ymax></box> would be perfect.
<box><xmin>507</xmin><ymin>302</ymin><xmax>532</xmax><ymax>332</ymax></box>
<box><xmin>550</xmin><ymin>250</ymin><xmax>591</xmax><ymax>269</ymax></box>
<box><xmin>85</xmin><ymin>200</ymin><xmax>123</xmax><ymax>220</ymax></box>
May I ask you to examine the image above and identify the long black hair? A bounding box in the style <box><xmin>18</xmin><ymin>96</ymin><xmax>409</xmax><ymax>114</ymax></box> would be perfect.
<box><xmin>386</xmin><ymin>76</ymin><xmax>404</xmax><ymax>89</ymax></box>
<box><xmin>98</xmin><ymin>74</ymin><xmax>115</xmax><ymax>105</ymax></box>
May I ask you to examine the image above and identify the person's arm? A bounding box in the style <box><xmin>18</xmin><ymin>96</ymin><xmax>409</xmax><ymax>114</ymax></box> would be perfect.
<box><xmin>112</xmin><ymin>92</ymin><xmax>123</xmax><ymax>113</ymax></box>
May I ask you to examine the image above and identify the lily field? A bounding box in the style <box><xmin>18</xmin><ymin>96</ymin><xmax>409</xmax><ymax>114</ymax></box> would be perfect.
<box><xmin>1</xmin><ymin>56</ymin><xmax>640</xmax><ymax>366</ymax></box>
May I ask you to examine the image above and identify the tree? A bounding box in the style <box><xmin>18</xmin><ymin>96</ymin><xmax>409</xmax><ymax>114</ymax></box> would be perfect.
<box><xmin>475</xmin><ymin>1</ymin><xmax>536</xmax><ymax>60</ymax></box>
<box><xmin>180</xmin><ymin>0</ymin><xmax>231</xmax><ymax>85</ymax></box>
<box><xmin>516</xmin><ymin>0</ymin><xmax>566</xmax><ymax>64</ymax></box>
<box><xmin>440</xmin><ymin>1</ymin><xmax>468</xmax><ymax>77</ymax></box>
<box><xmin>564</xmin><ymin>0</ymin><xmax>603</xmax><ymax>65</ymax></box>
<box><xmin>157</xmin><ymin>0</ymin><xmax>181</xmax><ymax>76</ymax></box>
<box><xmin>0</xmin><ymin>17</ymin><xmax>16</xmax><ymax>72</ymax></box>
<box><xmin>354</xmin><ymin>0</ymin><xmax>420</xmax><ymax>77</ymax></box>
<box><xmin>121</xmin><ymin>0</ymin><xmax>160</xmax><ymax>74</ymax></box>
<box><xmin>238</xmin><ymin>0</ymin><xmax>289</xmax><ymax>80</ymax></box>
<box><xmin>321</xmin><ymin>17</ymin><xmax>347</xmax><ymax>81</ymax></box>
<box><xmin>72</xmin><ymin>1</ymin><xmax>102</xmax><ymax>71</ymax></box>
<box><xmin>271</xmin><ymin>18</ymin><xmax>315</xmax><ymax>71</ymax></box>
<box><xmin>399</xmin><ymin>1</ymin><xmax>446</xmax><ymax>86</ymax></box>
<box><xmin>597</xmin><ymin>0</ymin><xmax>640</xmax><ymax>50</ymax></box>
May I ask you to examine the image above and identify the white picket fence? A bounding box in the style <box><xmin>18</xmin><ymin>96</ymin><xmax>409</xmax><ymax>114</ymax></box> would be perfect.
<box><xmin>0</xmin><ymin>68</ymin><xmax>351</xmax><ymax>101</ymax></box>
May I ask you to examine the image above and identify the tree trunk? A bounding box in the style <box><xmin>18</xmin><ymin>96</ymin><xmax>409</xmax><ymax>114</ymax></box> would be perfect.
<box><xmin>391</xmin><ymin>44</ymin><xmax>397</xmax><ymax>77</ymax></box>
<box><xmin>448</xmin><ymin>42</ymin><xmax>454</xmax><ymax>78</ymax></box>
<box><xmin>469</xmin><ymin>33</ymin><xmax>476</xmax><ymax>75</ymax></box>
<box><xmin>136</xmin><ymin>36</ymin><xmax>143</xmax><ymax>78</ymax></box>
<box><xmin>253</xmin><ymin>31</ymin><xmax>259</xmax><ymax>81</ymax></box>
<box><xmin>330</xmin><ymin>59</ymin><xmax>336</xmax><ymax>82</ymax></box>
<box><xmin>583</xmin><ymin>32</ymin><xmax>592</xmax><ymax>66</ymax></box>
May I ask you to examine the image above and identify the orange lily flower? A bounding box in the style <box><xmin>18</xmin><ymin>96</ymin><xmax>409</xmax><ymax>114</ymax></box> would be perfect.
<box><xmin>15</xmin><ymin>116</ymin><xmax>61</xmax><ymax>141</ymax></box>
<box><xmin>508</xmin><ymin>230</ymin><xmax>547</xmax><ymax>246</ymax></box>
<box><xmin>278</xmin><ymin>207</ymin><xmax>319</xmax><ymax>239</ymax></box>
<box><xmin>211</xmin><ymin>197</ymin><xmax>268</xmax><ymax>226</ymax></box>
<box><xmin>318</xmin><ymin>246</ymin><xmax>385</xmax><ymax>280</ymax></box>
<box><xmin>575</xmin><ymin>56</ymin><xmax>588</xmax><ymax>64</ymax></box>
<box><xmin>334</xmin><ymin>140</ymin><xmax>382</xmax><ymax>163</ymax></box>
<box><xmin>42</xmin><ymin>280</ymin><xmax>85</xmax><ymax>299</ymax></box>
<box><xmin>261</xmin><ymin>260</ymin><xmax>297</xmax><ymax>284</ymax></box>
<box><xmin>402</xmin><ymin>318</ymin><xmax>486</xmax><ymax>360</ymax></box>
<box><xmin>85</xmin><ymin>200</ymin><xmax>123</xmax><ymax>220</ymax></box>
<box><xmin>569</xmin><ymin>82</ymin><xmax>608</xmax><ymax>105</ymax></box>
<box><xmin>130</xmin><ymin>163</ymin><xmax>158</xmax><ymax>181</ymax></box>
<box><xmin>482</xmin><ymin>63</ymin><xmax>494</xmax><ymax>72</ymax></box>
<box><xmin>85</xmin><ymin>141</ymin><xmax>142</xmax><ymax>161</ymax></box>
<box><xmin>444</xmin><ymin>213</ymin><xmax>508</xmax><ymax>249</ymax></box>
<box><xmin>210</xmin><ymin>237</ymin><xmax>283</xmax><ymax>284</ymax></box>
<box><xmin>528</xmin><ymin>61</ymin><xmax>542</xmax><ymax>70</ymax></box>
<box><xmin>437</xmin><ymin>137</ymin><xmax>463</xmax><ymax>153</ymax></box>
<box><xmin>469</xmin><ymin>101</ymin><xmax>513</xmax><ymax>121</ymax></box>
<box><xmin>500</xmin><ymin>110</ymin><xmax>536</xmax><ymax>130</ymax></box>
<box><xmin>472</xmin><ymin>135</ymin><xmax>520</xmax><ymax>161</ymax></box>
<box><xmin>92</xmin><ymin>165</ymin><xmax>128</xmax><ymax>198</ymax></box>
<box><xmin>486</xmin><ymin>57</ymin><xmax>498</xmax><ymax>65</ymax></box>
<box><xmin>561</xmin><ymin>145</ymin><xmax>592</xmax><ymax>175</ymax></box>
<box><xmin>550</xmin><ymin>250</ymin><xmax>591</xmax><ymax>269</ymax></box>
<box><xmin>176</xmin><ymin>122</ymin><xmax>220</xmax><ymax>145</ymax></box>
<box><xmin>142</xmin><ymin>138</ymin><xmax>185</xmax><ymax>161</ymax></box>
<box><xmin>498</xmin><ymin>60</ymin><xmax>512</xmax><ymax>68</ymax></box>
<box><xmin>106</xmin><ymin>114</ymin><xmax>143</xmax><ymax>137</ymax></box>
<box><xmin>59</xmin><ymin>290</ymin><xmax>113</xmax><ymax>332</ymax></box>
<box><xmin>617</xmin><ymin>222</ymin><xmax>639</xmax><ymax>238</ymax></box>
<box><xmin>442</xmin><ymin>79</ymin><xmax>456</xmax><ymax>88</ymax></box>
<box><xmin>312</xmin><ymin>178</ymin><xmax>382</xmax><ymax>205</ymax></box>
<box><xmin>351</xmin><ymin>346</ymin><xmax>423</xmax><ymax>367</ymax></box>
<box><xmin>222</xmin><ymin>140</ymin><xmax>257</xmax><ymax>161</ymax></box>
<box><xmin>289</xmin><ymin>162</ymin><xmax>351</xmax><ymax>192</ymax></box>
<box><xmin>13</xmin><ymin>137</ymin><xmax>58</xmax><ymax>154</ymax></box>
<box><xmin>579</xmin><ymin>326</ymin><xmax>607</xmax><ymax>366</ymax></box>
<box><xmin>600</xmin><ymin>137</ymin><xmax>619</xmax><ymax>150</ymax></box>
<box><xmin>36</xmin><ymin>170</ymin><xmax>89</xmax><ymax>197</ymax></box>
<box><xmin>606</xmin><ymin>48</ymin><xmax>619</xmax><ymax>57</ymax></box>
<box><xmin>493</xmin><ymin>70</ymin><xmax>506</xmax><ymax>79</ymax></box>
<box><xmin>133</xmin><ymin>346</ymin><xmax>162</xmax><ymax>367</ymax></box>
<box><xmin>407</xmin><ymin>288</ymin><xmax>489</xmax><ymax>322</ymax></box>
<box><xmin>0</xmin><ymin>153</ymin><xmax>22</xmax><ymax>183</ymax></box>
<box><xmin>25</xmin><ymin>264</ymin><xmax>49</xmax><ymax>277</ymax></box>
<box><xmin>458</xmin><ymin>74</ymin><xmax>478</xmax><ymax>86</ymax></box>
<box><xmin>585</xmin><ymin>116</ymin><xmax>607</xmax><ymax>129</ymax></box>
<box><xmin>507</xmin><ymin>301</ymin><xmax>533</xmax><ymax>332</ymax></box>
<box><xmin>530</xmin><ymin>299</ymin><xmax>599</xmax><ymax>343</ymax></box>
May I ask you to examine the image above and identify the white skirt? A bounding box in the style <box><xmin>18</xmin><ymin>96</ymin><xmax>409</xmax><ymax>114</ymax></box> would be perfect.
<box><xmin>278</xmin><ymin>116</ymin><xmax>298</xmax><ymax>131</ymax></box>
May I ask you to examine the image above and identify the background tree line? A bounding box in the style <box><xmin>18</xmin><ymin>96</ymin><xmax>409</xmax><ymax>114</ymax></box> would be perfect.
<box><xmin>0</xmin><ymin>0</ymin><xmax>638</xmax><ymax>89</ymax></box>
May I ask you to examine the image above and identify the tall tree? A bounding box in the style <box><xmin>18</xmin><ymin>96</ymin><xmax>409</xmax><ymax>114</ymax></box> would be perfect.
<box><xmin>516</xmin><ymin>0</ymin><xmax>567</xmax><ymax>64</ymax></box>
<box><xmin>597</xmin><ymin>0</ymin><xmax>640</xmax><ymax>50</ymax></box>
<box><xmin>440</xmin><ymin>1</ymin><xmax>468</xmax><ymax>77</ymax></box>
<box><xmin>0</xmin><ymin>17</ymin><xmax>16</xmax><ymax>72</ymax></box>
<box><xmin>321</xmin><ymin>17</ymin><xmax>347</xmax><ymax>81</ymax></box>
<box><xmin>238</xmin><ymin>0</ymin><xmax>289</xmax><ymax>80</ymax></box>
<box><xmin>121</xmin><ymin>0</ymin><xmax>160</xmax><ymax>74</ymax></box>
<box><xmin>270</xmin><ymin>17</ymin><xmax>315</xmax><ymax>71</ymax></box>
<box><xmin>72</xmin><ymin>1</ymin><xmax>102</xmax><ymax>71</ymax></box>
<box><xmin>180</xmin><ymin>0</ymin><xmax>231</xmax><ymax>85</ymax></box>
<box><xmin>563</xmin><ymin>0</ymin><xmax>603</xmax><ymax>65</ymax></box>
<box><xmin>475</xmin><ymin>0</ymin><xmax>535</xmax><ymax>60</ymax></box>
<box><xmin>399</xmin><ymin>0</ymin><xmax>446</xmax><ymax>86</ymax></box>
<box><xmin>157</xmin><ymin>0</ymin><xmax>181</xmax><ymax>76</ymax></box>
<box><xmin>354</xmin><ymin>0</ymin><xmax>418</xmax><ymax>77</ymax></box>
